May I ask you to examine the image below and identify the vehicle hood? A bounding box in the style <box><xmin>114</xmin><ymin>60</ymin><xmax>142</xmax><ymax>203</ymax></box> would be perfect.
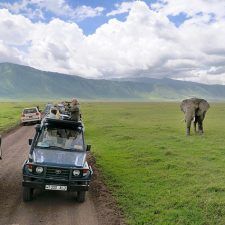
<box><xmin>32</xmin><ymin>148</ymin><xmax>86</xmax><ymax>168</ymax></box>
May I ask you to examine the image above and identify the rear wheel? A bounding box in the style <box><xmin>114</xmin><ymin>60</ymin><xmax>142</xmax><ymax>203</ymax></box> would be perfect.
<box><xmin>23</xmin><ymin>187</ymin><xmax>33</xmax><ymax>202</ymax></box>
<box><xmin>77</xmin><ymin>191</ymin><xmax>86</xmax><ymax>203</ymax></box>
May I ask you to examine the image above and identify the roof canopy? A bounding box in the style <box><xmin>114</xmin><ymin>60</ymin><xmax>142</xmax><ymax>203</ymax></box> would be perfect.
<box><xmin>44</xmin><ymin>118</ymin><xmax>83</xmax><ymax>130</ymax></box>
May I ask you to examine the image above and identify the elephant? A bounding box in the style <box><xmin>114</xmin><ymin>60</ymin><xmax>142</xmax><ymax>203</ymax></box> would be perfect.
<box><xmin>180</xmin><ymin>98</ymin><xmax>210</xmax><ymax>136</ymax></box>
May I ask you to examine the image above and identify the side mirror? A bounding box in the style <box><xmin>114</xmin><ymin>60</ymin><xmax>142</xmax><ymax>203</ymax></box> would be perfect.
<box><xmin>35</xmin><ymin>124</ymin><xmax>41</xmax><ymax>132</ymax></box>
<box><xmin>28</xmin><ymin>139</ymin><xmax>33</xmax><ymax>145</ymax></box>
<box><xmin>86</xmin><ymin>144</ymin><xmax>91</xmax><ymax>152</ymax></box>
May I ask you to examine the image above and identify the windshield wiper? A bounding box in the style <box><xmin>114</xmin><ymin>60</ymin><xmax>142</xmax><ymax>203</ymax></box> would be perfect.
<box><xmin>48</xmin><ymin>146</ymin><xmax>66</xmax><ymax>150</ymax></box>
<box><xmin>37</xmin><ymin>145</ymin><xmax>65</xmax><ymax>150</ymax></box>
<box><xmin>64</xmin><ymin>148</ymin><xmax>84</xmax><ymax>152</ymax></box>
<box><xmin>36</xmin><ymin>146</ymin><xmax>49</xmax><ymax>149</ymax></box>
<box><xmin>36</xmin><ymin>145</ymin><xmax>84</xmax><ymax>152</ymax></box>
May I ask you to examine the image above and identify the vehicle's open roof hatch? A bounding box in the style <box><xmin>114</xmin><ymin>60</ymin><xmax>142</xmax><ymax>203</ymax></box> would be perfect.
<box><xmin>44</xmin><ymin>118</ymin><xmax>83</xmax><ymax>129</ymax></box>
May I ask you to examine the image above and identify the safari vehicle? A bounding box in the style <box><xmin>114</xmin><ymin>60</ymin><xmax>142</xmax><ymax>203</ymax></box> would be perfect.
<box><xmin>43</xmin><ymin>103</ymin><xmax>53</xmax><ymax>115</ymax></box>
<box><xmin>22</xmin><ymin>118</ymin><xmax>92</xmax><ymax>202</ymax></box>
<box><xmin>21</xmin><ymin>107</ymin><xmax>41</xmax><ymax>125</ymax></box>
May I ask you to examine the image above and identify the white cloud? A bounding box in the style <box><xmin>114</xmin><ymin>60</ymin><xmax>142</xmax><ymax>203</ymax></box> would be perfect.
<box><xmin>0</xmin><ymin>9</ymin><xmax>33</xmax><ymax>45</ymax></box>
<box><xmin>72</xmin><ymin>5</ymin><xmax>104</xmax><ymax>21</ymax></box>
<box><xmin>27</xmin><ymin>18</ymin><xmax>86</xmax><ymax>74</ymax></box>
<box><xmin>0</xmin><ymin>0</ymin><xmax>45</xmax><ymax>20</ymax></box>
<box><xmin>107</xmin><ymin>2</ymin><xmax>135</xmax><ymax>16</ymax></box>
<box><xmin>0</xmin><ymin>0</ymin><xmax>27</xmax><ymax>14</ymax></box>
<box><xmin>152</xmin><ymin>0</ymin><xmax>225</xmax><ymax>19</ymax></box>
<box><xmin>0</xmin><ymin>1</ymin><xmax>225</xmax><ymax>84</ymax></box>
<box><xmin>0</xmin><ymin>40</ymin><xmax>24</xmax><ymax>63</ymax></box>
<box><xmin>0</xmin><ymin>0</ymin><xmax>104</xmax><ymax>20</ymax></box>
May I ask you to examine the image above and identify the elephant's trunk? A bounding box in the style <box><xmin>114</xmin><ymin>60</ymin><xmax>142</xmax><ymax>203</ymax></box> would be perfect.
<box><xmin>185</xmin><ymin>111</ymin><xmax>195</xmax><ymax>136</ymax></box>
<box><xmin>186</xmin><ymin>118</ymin><xmax>192</xmax><ymax>136</ymax></box>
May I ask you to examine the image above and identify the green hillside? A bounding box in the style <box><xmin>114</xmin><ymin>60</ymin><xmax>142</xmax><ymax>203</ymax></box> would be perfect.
<box><xmin>0</xmin><ymin>62</ymin><xmax>225</xmax><ymax>101</ymax></box>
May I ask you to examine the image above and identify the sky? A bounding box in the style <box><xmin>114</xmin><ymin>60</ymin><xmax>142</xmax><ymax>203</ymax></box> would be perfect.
<box><xmin>0</xmin><ymin>0</ymin><xmax>225</xmax><ymax>84</ymax></box>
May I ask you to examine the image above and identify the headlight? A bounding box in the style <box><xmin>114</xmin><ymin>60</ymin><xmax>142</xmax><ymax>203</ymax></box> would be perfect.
<box><xmin>73</xmin><ymin>170</ymin><xmax>80</xmax><ymax>176</ymax></box>
<box><xmin>36</xmin><ymin>166</ymin><xmax>44</xmax><ymax>174</ymax></box>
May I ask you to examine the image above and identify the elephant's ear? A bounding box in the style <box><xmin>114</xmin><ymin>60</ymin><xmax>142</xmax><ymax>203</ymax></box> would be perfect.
<box><xmin>197</xmin><ymin>100</ymin><xmax>210</xmax><ymax>116</ymax></box>
<box><xmin>180</xmin><ymin>99</ymin><xmax>188</xmax><ymax>113</ymax></box>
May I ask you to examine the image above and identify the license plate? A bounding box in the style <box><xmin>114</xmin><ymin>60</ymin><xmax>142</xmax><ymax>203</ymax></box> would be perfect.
<box><xmin>45</xmin><ymin>185</ymin><xmax>67</xmax><ymax>191</ymax></box>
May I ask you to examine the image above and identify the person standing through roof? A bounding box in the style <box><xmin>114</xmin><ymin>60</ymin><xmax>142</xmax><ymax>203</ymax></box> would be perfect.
<box><xmin>69</xmin><ymin>98</ymin><xmax>80</xmax><ymax>122</ymax></box>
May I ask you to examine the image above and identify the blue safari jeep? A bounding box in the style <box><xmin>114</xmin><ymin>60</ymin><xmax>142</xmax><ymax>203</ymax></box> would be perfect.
<box><xmin>22</xmin><ymin>118</ymin><xmax>92</xmax><ymax>202</ymax></box>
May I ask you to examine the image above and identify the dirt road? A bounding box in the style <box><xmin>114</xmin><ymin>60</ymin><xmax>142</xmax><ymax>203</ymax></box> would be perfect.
<box><xmin>0</xmin><ymin>125</ymin><xmax>100</xmax><ymax>225</ymax></box>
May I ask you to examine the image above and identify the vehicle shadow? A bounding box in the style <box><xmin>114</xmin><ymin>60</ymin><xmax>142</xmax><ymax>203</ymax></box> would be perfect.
<box><xmin>6</xmin><ymin>190</ymin><xmax>95</xmax><ymax>225</ymax></box>
<box><xmin>32</xmin><ymin>189</ymin><xmax>78</xmax><ymax>203</ymax></box>
<box><xmin>22</xmin><ymin>122</ymin><xmax>40</xmax><ymax>126</ymax></box>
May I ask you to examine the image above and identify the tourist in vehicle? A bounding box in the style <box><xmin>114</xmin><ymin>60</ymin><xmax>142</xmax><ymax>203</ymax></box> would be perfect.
<box><xmin>69</xmin><ymin>98</ymin><xmax>80</xmax><ymax>122</ymax></box>
<box><xmin>48</xmin><ymin>107</ymin><xmax>58</xmax><ymax>119</ymax></box>
<box><xmin>65</xmin><ymin>130</ymin><xmax>83</xmax><ymax>150</ymax></box>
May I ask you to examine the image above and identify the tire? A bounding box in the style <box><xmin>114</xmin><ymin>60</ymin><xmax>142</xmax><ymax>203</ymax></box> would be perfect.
<box><xmin>23</xmin><ymin>187</ymin><xmax>33</xmax><ymax>202</ymax></box>
<box><xmin>77</xmin><ymin>191</ymin><xmax>86</xmax><ymax>203</ymax></box>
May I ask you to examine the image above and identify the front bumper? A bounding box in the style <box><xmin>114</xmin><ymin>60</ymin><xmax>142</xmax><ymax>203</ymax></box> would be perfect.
<box><xmin>22</xmin><ymin>163</ymin><xmax>93</xmax><ymax>192</ymax></box>
<box><xmin>21</xmin><ymin>118</ymin><xmax>41</xmax><ymax>123</ymax></box>
<box><xmin>22</xmin><ymin>179</ymin><xmax>90</xmax><ymax>191</ymax></box>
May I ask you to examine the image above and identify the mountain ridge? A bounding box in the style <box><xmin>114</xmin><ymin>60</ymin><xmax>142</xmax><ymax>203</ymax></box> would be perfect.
<box><xmin>0</xmin><ymin>62</ymin><xmax>225</xmax><ymax>101</ymax></box>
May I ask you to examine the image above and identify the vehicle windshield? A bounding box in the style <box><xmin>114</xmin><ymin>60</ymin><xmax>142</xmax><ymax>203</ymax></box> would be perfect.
<box><xmin>36</xmin><ymin>127</ymin><xmax>84</xmax><ymax>151</ymax></box>
<box><xmin>23</xmin><ymin>108</ymin><xmax>37</xmax><ymax>114</ymax></box>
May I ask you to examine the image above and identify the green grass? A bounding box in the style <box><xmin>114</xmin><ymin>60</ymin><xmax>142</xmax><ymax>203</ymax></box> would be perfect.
<box><xmin>82</xmin><ymin>102</ymin><xmax>225</xmax><ymax>225</ymax></box>
<box><xmin>1</xmin><ymin>101</ymin><xmax>225</xmax><ymax>224</ymax></box>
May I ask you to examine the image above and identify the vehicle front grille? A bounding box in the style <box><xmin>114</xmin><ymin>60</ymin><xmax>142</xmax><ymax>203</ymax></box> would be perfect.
<box><xmin>45</xmin><ymin>167</ymin><xmax>70</xmax><ymax>180</ymax></box>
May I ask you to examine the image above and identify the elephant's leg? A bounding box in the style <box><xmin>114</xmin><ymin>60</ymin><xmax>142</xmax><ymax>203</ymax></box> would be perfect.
<box><xmin>194</xmin><ymin>121</ymin><xmax>197</xmax><ymax>133</ymax></box>
<box><xmin>198</xmin><ymin>121</ymin><xmax>203</xmax><ymax>134</ymax></box>
<box><xmin>186</xmin><ymin>126</ymin><xmax>191</xmax><ymax>136</ymax></box>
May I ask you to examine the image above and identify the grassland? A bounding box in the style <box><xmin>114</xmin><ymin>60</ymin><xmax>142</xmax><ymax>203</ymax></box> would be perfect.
<box><xmin>1</xmin><ymin>102</ymin><xmax>225</xmax><ymax>224</ymax></box>
<box><xmin>83</xmin><ymin>102</ymin><xmax>225</xmax><ymax>225</ymax></box>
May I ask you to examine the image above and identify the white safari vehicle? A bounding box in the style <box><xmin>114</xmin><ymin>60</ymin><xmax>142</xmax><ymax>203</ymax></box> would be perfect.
<box><xmin>21</xmin><ymin>107</ymin><xmax>41</xmax><ymax>125</ymax></box>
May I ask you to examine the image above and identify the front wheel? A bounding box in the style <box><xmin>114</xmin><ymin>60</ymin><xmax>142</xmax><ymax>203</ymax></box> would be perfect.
<box><xmin>77</xmin><ymin>191</ymin><xmax>86</xmax><ymax>203</ymax></box>
<box><xmin>23</xmin><ymin>187</ymin><xmax>33</xmax><ymax>202</ymax></box>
